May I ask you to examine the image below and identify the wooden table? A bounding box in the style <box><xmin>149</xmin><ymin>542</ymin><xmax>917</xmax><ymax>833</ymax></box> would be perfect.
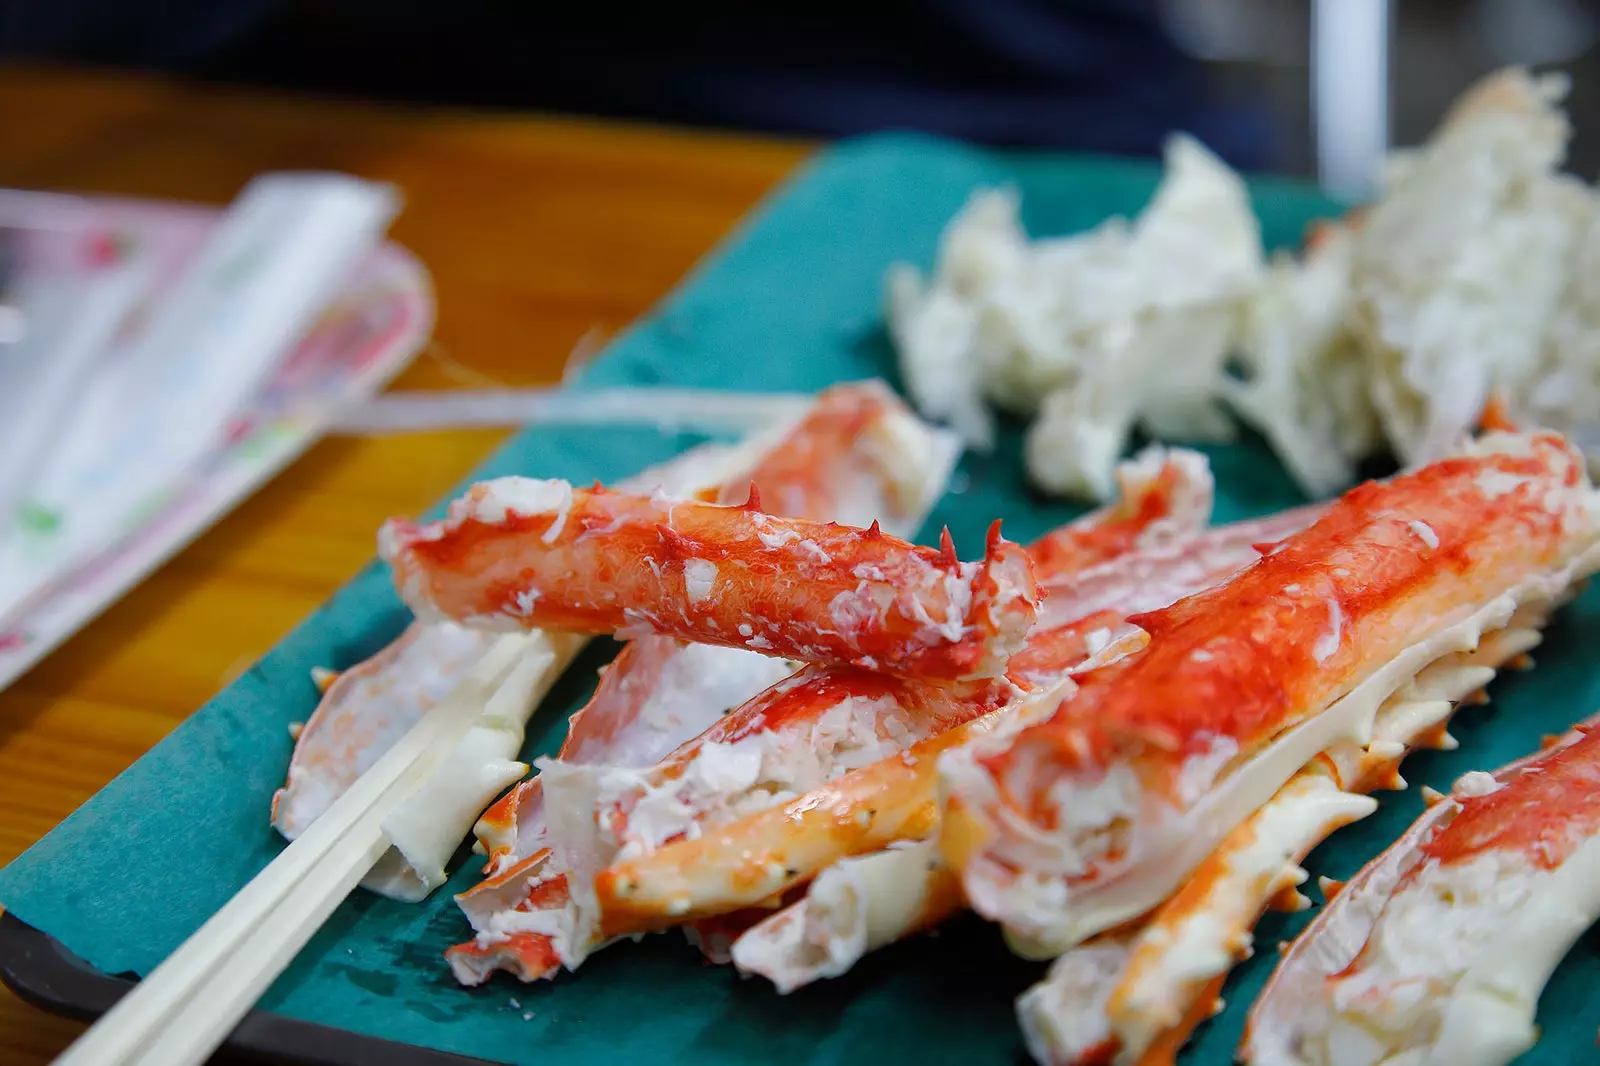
<box><xmin>0</xmin><ymin>65</ymin><xmax>809</xmax><ymax>1064</ymax></box>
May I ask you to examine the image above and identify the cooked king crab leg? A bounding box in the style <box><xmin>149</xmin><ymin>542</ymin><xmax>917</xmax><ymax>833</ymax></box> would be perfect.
<box><xmin>729</xmin><ymin>501</ymin><xmax>1329</xmax><ymax>993</ymax></box>
<box><xmin>1017</xmin><ymin>610</ymin><xmax>1553</xmax><ymax>1066</ymax></box>
<box><xmin>939</xmin><ymin>432</ymin><xmax>1600</xmax><ymax>960</ymax></box>
<box><xmin>379</xmin><ymin>475</ymin><xmax>1040</xmax><ymax>682</ymax></box>
<box><xmin>1241</xmin><ymin>712</ymin><xmax>1600</xmax><ymax>1066</ymax></box>
<box><xmin>448</xmin><ymin>448</ymin><xmax>1220</xmax><ymax>984</ymax></box>
<box><xmin>593</xmin><ymin>676</ymin><xmax>1080</xmax><ymax>937</ymax></box>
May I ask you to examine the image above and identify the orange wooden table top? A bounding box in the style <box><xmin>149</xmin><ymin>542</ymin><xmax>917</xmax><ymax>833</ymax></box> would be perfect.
<box><xmin>0</xmin><ymin>65</ymin><xmax>809</xmax><ymax>1064</ymax></box>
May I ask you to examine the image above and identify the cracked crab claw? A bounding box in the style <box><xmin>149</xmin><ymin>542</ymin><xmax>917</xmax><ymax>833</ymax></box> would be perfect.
<box><xmin>381</xmin><ymin>478</ymin><xmax>1038</xmax><ymax>682</ymax></box>
<box><xmin>940</xmin><ymin>432</ymin><xmax>1600</xmax><ymax>958</ymax></box>
<box><xmin>1242</xmin><ymin>714</ymin><xmax>1600</xmax><ymax>1066</ymax></box>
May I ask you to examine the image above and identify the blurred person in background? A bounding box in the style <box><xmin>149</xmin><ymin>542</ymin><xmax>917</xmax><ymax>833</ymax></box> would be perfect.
<box><xmin>0</xmin><ymin>0</ymin><xmax>1276</xmax><ymax>169</ymax></box>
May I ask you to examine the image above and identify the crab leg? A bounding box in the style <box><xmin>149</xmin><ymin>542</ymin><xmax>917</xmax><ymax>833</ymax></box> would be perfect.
<box><xmin>594</xmin><ymin>678</ymin><xmax>1077</xmax><ymax>936</ymax></box>
<box><xmin>940</xmin><ymin>432</ymin><xmax>1600</xmax><ymax>958</ymax></box>
<box><xmin>1013</xmin><ymin>610</ymin><xmax>1552</xmax><ymax>1066</ymax></box>
<box><xmin>1242</xmin><ymin>714</ymin><xmax>1600</xmax><ymax>1066</ymax></box>
<box><xmin>381</xmin><ymin>476</ymin><xmax>1040</xmax><ymax>681</ymax></box>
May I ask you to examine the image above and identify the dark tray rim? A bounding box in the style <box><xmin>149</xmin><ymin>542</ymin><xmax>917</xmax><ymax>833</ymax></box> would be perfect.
<box><xmin>0</xmin><ymin>911</ymin><xmax>497</xmax><ymax>1065</ymax></box>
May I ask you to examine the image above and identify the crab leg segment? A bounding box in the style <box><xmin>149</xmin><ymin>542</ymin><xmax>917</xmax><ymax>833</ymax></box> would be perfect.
<box><xmin>594</xmin><ymin>680</ymin><xmax>1076</xmax><ymax>936</ymax></box>
<box><xmin>1028</xmin><ymin>446</ymin><xmax>1213</xmax><ymax>577</ymax></box>
<box><xmin>464</xmin><ymin>382</ymin><xmax>962</xmax><ymax>874</ymax></box>
<box><xmin>941</xmin><ymin>432</ymin><xmax>1600</xmax><ymax>957</ymax></box>
<box><xmin>382</xmin><ymin>478</ymin><xmax>1038</xmax><ymax>681</ymax></box>
<box><xmin>1243</xmin><ymin>715</ymin><xmax>1600</xmax><ymax>1066</ymax></box>
<box><xmin>1015</xmin><ymin>604</ymin><xmax>1552</xmax><ymax>1066</ymax></box>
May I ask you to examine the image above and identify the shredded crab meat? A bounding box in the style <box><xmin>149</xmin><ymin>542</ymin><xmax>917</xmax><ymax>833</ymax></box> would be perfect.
<box><xmin>1245</xmin><ymin>714</ymin><xmax>1600</xmax><ymax>1066</ymax></box>
<box><xmin>940</xmin><ymin>433</ymin><xmax>1600</xmax><ymax>957</ymax></box>
<box><xmin>1352</xmin><ymin>68</ymin><xmax>1590</xmax><ymax>469</ymax></box>
<box><xmin>885</xmin><ymin>135</ymin><xmax>1263</xmax><ymax>502</ymax></box>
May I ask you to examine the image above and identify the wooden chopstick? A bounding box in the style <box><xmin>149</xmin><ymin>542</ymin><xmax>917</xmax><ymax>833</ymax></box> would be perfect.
<box><xmin>53</xmin><ymin>631</ymin><xmax>532</xmax><ymax>1066</ymax></box>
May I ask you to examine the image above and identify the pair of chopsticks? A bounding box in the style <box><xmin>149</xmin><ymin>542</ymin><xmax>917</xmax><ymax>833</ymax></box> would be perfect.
<box><xmin>53</xmin><ymin>632</ymin><xmax>533</xmax><ymax>1066</ymax></box>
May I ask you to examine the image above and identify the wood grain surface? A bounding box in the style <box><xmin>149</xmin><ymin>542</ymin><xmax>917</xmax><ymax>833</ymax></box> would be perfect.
<box><xmin>0</xmin><ymin>64</ymin><xmax>807</xmax><ymax>1064</ymax></box>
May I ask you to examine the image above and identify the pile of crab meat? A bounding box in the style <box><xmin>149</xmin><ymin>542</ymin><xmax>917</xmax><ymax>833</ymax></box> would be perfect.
<box><xmin>275</xmin><ymin>378</ymin><xmax>1600</xmax><ymax>1066</ymax></box>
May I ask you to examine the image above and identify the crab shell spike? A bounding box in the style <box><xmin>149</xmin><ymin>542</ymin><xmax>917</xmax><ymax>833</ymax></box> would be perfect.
<box><xmin>1366</xmin><ymin>739</ymin><xmax>1407</xmax><ymax>764</ymax></box>
<box><xmin>742</xmin><ymin>482</ymin><xmax>764</xmax><ymax>511</ymax></box>
<box><xmin>1509</xmin><ymin>652</ymin><xmax>1536</xmax><ymax>670</ymax></box>
<box><xmin>309</xmin><ymin>666</ymin><xmax>338</xmax><ymax>692</ymax></box>
<box><xmin>1419</xmin><ymin>784</ymin><xmax>1448</xmax><ymax>807</ymax></box>
<box><xmin>1316</xmin><ymin>875</ymin><xmax>1346</xmax><ymax>901</ymax></box>
<box><xmin>938</xmin><ymin>526</ymin><xmax>959</xmax><ymax>568</ymax></box>
<box><xmin>1477</xmin><ymin>393</ymin><xmax>1521</xmax><ymax>434</ymax></box>
<box><xmin>865</xmin><ymin>519</ymin><xmax>883</xmax><ymax>539</ymax></box>
<box><xmin>1273</xmin><ymin>888</ymin><xmax>1312</xmax><ymax>915</ymax></box>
